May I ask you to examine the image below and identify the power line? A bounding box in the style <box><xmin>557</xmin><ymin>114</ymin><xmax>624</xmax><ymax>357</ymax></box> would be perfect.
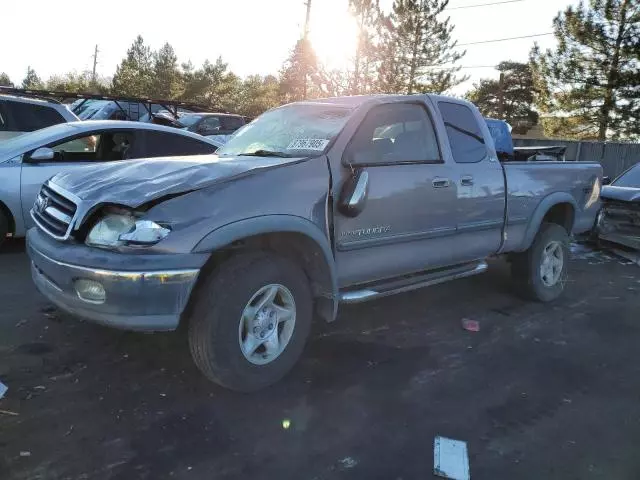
<box><xmin>457</xmin><ymin>32</ymin><xmax>553</xmax><ymax>46</ymax></box>
<box><xmin>445</xmin><ymin>0</ymin><xmax>525</xmax><ymax>10</ymax></box>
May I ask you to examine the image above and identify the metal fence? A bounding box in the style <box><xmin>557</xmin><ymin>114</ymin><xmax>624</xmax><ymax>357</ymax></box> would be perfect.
<box><xmin>513</xmin><ymin>138</ymin><xmax>640</xmax><ymax>178</ymax></box>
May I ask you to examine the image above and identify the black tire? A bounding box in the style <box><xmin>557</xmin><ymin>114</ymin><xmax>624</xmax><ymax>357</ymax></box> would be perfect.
<box><xmin>188</xmin><ymin>252</ymin><xmax>312</xmax><ymax>392</ymax></box>
<box><xmin>511</xmin><ymin>222</ymin><xmax>570</xmax><ymax>302</ymax></box>
<box><xmin>0</xmin><ymin>211</ymin><xmax>8</xmax><ymax>249</ymax></box>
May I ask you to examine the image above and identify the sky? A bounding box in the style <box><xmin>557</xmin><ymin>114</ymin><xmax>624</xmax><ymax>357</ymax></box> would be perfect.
<box><xmin>1</xmin><ymin>0</ymin><xmax>579</xmax><ymax>94</ymax></box>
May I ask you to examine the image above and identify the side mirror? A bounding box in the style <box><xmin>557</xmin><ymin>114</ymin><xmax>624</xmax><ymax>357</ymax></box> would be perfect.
<box><xmin>602</xmin><ymin>176</ymin><xmax>611</xmax><ymax>185</ymax></box>
<box><xmin>338</xmin><ymin>170</ymin><xmax>369</xmax><ymax>217</ymax></box>
<box><xmin>28</xmin><ymin>147</ymin><xmax>55</xmax><ymax>162</ymax></box>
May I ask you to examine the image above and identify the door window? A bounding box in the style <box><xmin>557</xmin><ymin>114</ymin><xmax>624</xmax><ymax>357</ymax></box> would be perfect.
<box><xmin>6</xmin><ymin>102</ymin><xmax>66</xmax><ymax>131</ymax></box>
<box><xmin>346</xmin><ymin>103</ymin><xmax>441</xmax><ymax>165</ymax></box>
<box><xmin>45</xmin><ymin>131</ymin><xmax>135</xmax><ymax>162</ymax></box>
<box><xmin>439</xmin><ymin>102</ymin><xmax>487</xmax><ymax>164</ymax></box>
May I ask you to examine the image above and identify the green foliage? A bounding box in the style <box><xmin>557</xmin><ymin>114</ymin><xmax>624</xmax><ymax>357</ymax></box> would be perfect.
<box><xmin>379</xmin><ymin>0</ymin><xmax>466</xmax><ymax>94</ymax></box>
<box><xmin>152</xmin><ymin>43</ymin><xmax>183</xmax><ymax>100</ymax></box>
<box><xmin>236</xmin><ymin>75</ymin><xmax>280</xmax><ymax>118</ymax></box>
<box><xmin>46</xmin><ymin>71</ymin><xmax>109</xmax><ymax>94</ymax></box>
<box><xmin>279</xmin><ymin>38</ymin><xmax>324</xmax><ymax>102</ymax></box>
<box><xmin>349</xmin><ymin>0</ymin><xmax>385</xmax><ymax>94</ymax></box>
<box><xmin>22</xmin><ymin>66</ymin><xmax>44</xmax><ymax>89</ymax></box>
<box><xmin>0</xmin><ymin>72</ymin><xmax>13</xmax><ymax>87</ymax></box>
<box><xmin>112</xmin><ymin>35</ymin><xmax>154</xmax><ymax>97</ymax></box>
<box><xmin>180</xmin><ymin>57</ymin><xmax>241</xmax><ymax>111</ymax></box>
<box><xmin>466</xmin><ymin>62</ymin><xmax>539</xmax><ymax>134</ymax></box>
<box><xmin>531</xmin><ymin>0</ymin><xmax>640</xmax><ymax>140</ymax></box>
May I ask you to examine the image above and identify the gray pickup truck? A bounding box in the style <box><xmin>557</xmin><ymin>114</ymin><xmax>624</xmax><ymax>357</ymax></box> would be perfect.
<box><xmin>26</xmin><ymin>95</ymin><xmax>602</xmax><ymax>391</ymax></box>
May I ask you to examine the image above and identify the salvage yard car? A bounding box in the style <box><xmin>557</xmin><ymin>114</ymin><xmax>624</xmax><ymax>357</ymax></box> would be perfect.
<box><xmin>596</xmin><ymin>163</ymin><xmax>640</xmax><ymax>250</ymax></box>
<box><xmin>0</xmin><ymin>121</ymin><xmax>223</xmax><ymax>246</ymax></box>
<box><xmin>0</xmin><ymin>93</ymin><xmax>79</xmax><ymax>142</ymax></box>
<box><xmin>26</xmin><ymin>95</ymin><xmax>602</xmax><ymax>391</ymax></box>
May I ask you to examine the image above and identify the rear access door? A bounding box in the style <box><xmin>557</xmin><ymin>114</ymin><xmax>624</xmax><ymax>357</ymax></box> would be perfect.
<box><xmin>435</xmin><ymin>100</ymin><xmax>505</xmax><ymax>261</ymax></box>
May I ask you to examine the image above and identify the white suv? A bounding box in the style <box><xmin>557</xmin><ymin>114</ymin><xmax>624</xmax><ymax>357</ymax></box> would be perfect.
<box><xmin>0</xmin><ymin>94</ymin><xmax>79</xmax><ymax>142</ymax></box>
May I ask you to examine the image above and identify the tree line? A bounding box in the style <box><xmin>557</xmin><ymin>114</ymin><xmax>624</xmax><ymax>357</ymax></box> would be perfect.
<box><xmin>1</xmin><ymin>0</ymin><xmax>638</xmax><ymax>140</ymax></box>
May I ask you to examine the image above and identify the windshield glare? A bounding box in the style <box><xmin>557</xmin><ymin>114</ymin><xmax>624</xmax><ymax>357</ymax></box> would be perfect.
<box><xmin>217</xmin><ymin>104</ymin><xmax>352</xmax><ymax>157</ymax></box>
<box><xmin>613</xmin><ymin>165</ymin><xmax>640</xmax><ymax>188</ymax></box>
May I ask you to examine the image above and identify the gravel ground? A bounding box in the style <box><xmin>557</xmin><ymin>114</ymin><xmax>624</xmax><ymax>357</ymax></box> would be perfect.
<box><xmin>1</xmin><ymin>239</ymin><xmax>640</xmax><ymax>480</ymax></box>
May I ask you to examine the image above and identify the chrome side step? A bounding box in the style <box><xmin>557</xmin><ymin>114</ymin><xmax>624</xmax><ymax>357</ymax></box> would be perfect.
<box><xmin>339</xmin><ymin>261</ymin><xmax>488</xmax><ymax>304</ymax></box>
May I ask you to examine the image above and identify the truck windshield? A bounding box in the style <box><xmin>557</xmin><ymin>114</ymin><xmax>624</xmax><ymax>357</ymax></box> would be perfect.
<box><xmin>217</xmin><ymin>104</ymin><xmax>352</xmax><ymax>157</ymax></box>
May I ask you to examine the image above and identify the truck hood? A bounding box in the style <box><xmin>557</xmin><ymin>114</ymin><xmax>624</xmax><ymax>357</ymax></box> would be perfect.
<box><xmin>601</xmin><ymin>185</ymin><xmax>640</xmax><ymax>203</ymax></box>
<box><xmin>51</xmin><ymin>154</ymin><xmax>305</xmax><ymax>207</ymax></box>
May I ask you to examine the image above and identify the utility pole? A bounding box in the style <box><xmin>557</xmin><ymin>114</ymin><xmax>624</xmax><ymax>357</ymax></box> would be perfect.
<box><xmin>91</xmin><ymin>45</ymin><xmax>99</xmax><ymax>85</ymax></box>
<box><xmin>303</xmin><ymin>0</ymin><xmax>312</xmax><ymax>99</ymax></box>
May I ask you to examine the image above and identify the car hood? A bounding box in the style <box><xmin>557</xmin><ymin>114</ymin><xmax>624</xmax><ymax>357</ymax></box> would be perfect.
<box><xmin>601</xmin><ymin>185</ymin><xmax>640</xmax><ymax>203</ymax></box>
<box><xmin>51</xmin><ymin>154</ymin><xmax>305</xmax><ymax>207</ymax></box>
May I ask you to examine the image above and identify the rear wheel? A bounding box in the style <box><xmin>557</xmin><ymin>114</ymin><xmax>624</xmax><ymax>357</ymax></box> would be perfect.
<box><xmin>188</xmin><ymin>253</ymin><xmax>312</xmax><ymax>392</ymax></box>
<box><xmin>512</xmin><ymin>223</ymin><xmax>569</xmax><ymax>302</ymax></box>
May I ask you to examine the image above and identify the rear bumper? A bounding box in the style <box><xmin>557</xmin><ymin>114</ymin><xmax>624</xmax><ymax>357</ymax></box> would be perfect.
<box><xmin>27</xmin><ymin>228</ymin><xmax>208</xmax><ymax>331</ymax></box>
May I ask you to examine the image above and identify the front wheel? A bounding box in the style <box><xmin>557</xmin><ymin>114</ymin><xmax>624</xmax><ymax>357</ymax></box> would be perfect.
<box><xmin>187</xmin><ymin>253</ymin><xmax>312</xmax><ymax>392</ymax></box>
<box><xmin>511</xmin><ymin>223</ymin><xmax>569</xmax><ymax>302</ymax></box>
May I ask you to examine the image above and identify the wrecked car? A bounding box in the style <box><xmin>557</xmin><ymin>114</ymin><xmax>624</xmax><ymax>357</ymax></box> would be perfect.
<box><xmin>596</xmin><ymin>163</ymin><xmax>640</xmax><ymax>250</ymax></box>
<box><xmin>27</xmin><ymin>95</ymin><xmax>602</xmax><ymax>391</ymax></box>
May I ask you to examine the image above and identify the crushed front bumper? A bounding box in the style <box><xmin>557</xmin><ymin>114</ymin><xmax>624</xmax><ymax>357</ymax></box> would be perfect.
<box><xmin>597</xmin><ymin>201</ymin><xmax>640</xmax><ymax>251</ymax></box>
<box><xmin>27</xmin><ymin>228</ymin><xmax>209</xmax><ymax>331</ymax></box>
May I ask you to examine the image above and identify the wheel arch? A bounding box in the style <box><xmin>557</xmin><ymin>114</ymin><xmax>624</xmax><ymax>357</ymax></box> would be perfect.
<box><xmin>518</xmin><ymin>193</ymin><xmax>577</xmax><ymax>252</ymax></box>
<box><xmin>192</xmin><ymin>215</ymin><xmax>338</xmax><ymax>322</ymax></box>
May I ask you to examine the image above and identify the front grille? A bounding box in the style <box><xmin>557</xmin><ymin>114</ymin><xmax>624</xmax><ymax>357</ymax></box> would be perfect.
<box><xmin>31</xmin><ymin>182</ymin><xmax>79</xmax><ymax>240</ymax></box>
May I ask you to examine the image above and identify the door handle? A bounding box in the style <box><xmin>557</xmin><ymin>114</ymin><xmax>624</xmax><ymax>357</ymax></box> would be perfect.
<box><xmin>460</xmin><ymin>175</ymin><xmax>474</xmax><ymax>186</ymax></box>
<box><xmin>432</xmin><ymin>178</ymin><xmax>450</xmax><ymax>188</ymax></box>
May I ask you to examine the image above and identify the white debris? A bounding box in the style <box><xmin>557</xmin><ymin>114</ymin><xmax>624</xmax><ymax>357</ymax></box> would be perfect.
<box><xmin>434</xmin><ymin>436</ymin><xmax>470</xmax><ymax>480</ymax></box>
<box><xmin>339</xmin><ymin>457</ymin><xmax>358</xmax><ymax>469</ymax></box>
<box><xmin>0</xmin><ymin>380</ymin><xmax>7</xmax><ymax>400</ymax></box>
<box><xmin>20</xmin><ymin>451</ymin><xmax>31</xmax><ymax>457</ymax></box>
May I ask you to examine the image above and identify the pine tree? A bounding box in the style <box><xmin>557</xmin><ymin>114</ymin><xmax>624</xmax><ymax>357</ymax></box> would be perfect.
<box><xmin>152</xmin><ymin>42</ymin><xmax>183</xmax><ymax>99</ymax></box>
<box><xmin>279</xmin><ymin>38</ymin><xmax>323</xmax><ymax>102</ymax></box>
<box><xmin>380</xmin><ymin>0</ymin><xmax>466</xmax><ymax>95</ymax></box>
<box><xmin>0</xmin><ymin>73</ymin><xmax>12</xmax><ymax>87</ymax></box>
<box><xmin>180</xmin><ymin>57</ymin><xmax>241</xmax><ymax>111</ymax></box>
<box><xmin>349</xmin><ymin>0</ymin><xmax>385</xmax><ymax>94</ymax></box>
<box><xmin>21</xmin><ymin>67</ymin><xmax>44</xmax><ymax>89</ymax></box>
<box><xmin>237</xmin><ymin>75</ymin><xmax>281</xmax><ymax>117</ymax></box>
<box><xmin>466</xmin><ymin>62</ymin><xmax>539</xmax><ymax>134</ymax></box>
<box><xmin>112</xmin><ymin>35</ymin><xmax>153</xmax><ymax>97</ymax></box>
<box><xmin>531</xmin><ymin>0</ymin><xmax>640</xmax><ymax>140</ymax></box>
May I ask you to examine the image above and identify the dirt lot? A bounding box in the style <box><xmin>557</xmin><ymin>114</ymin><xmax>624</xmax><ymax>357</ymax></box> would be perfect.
<box><xmin>1</xmin><ymin>239</ymin><xmax>640</xmax><ymax>480</ymax></box>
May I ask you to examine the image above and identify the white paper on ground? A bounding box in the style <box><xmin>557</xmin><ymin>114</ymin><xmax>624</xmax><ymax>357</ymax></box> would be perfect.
<box><xmin>0</xmin><ymin>380</ymin><xmax>7</xmax><ymax>400</ymax></box>
<box><xmin>434</xmin><ymin>436</ymin><xmax>470</xmax><ymax>480</ymax></box>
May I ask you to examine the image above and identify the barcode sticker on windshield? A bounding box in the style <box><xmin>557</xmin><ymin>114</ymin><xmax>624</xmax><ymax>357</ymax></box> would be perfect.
<box><xmin>287</xmin><ymin>138</ymin><xmax>330</xmax><ymax>151</ymax></box>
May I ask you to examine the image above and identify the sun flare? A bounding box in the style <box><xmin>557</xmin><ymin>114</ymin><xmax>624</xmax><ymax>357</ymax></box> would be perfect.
<box><xmin>308</xmin><ymin>6</ymin><xmax>359</xmax><ymax>70</ymax></box>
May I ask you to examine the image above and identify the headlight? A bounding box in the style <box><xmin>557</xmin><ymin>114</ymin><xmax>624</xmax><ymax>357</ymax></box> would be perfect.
<box><xmin>85</xmin><ymin>210</ymin><xmax>170</xmax><ymax>248</ymax></box>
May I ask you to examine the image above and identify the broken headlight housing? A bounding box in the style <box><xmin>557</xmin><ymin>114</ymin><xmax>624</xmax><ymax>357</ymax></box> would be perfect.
<box><xmin>85</xmin><ymin>208</ymin><xmax>170</xmax><ymax>249</ymax></box>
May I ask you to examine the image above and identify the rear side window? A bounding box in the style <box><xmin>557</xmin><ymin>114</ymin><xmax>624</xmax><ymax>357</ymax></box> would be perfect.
<box><xmin>6</xmin><ymin>102</ymin><xmax>66</xmax><ymax>131</ymax></box>
<box><xmin>143</xmin><ymin>131</ymin><xmax>218</xmax><ymax>157</ymax></box>
<box><xmin>439</xmin><ymin>102</ymin><xmax>487</xmax><ymax>164</ymax></box>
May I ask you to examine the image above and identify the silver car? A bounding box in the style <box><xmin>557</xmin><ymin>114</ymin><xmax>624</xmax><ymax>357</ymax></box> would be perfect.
<box><xmin>0</xmin><ymin>120</ymin><xmax>223</xmax><ymax>246</ymax></box>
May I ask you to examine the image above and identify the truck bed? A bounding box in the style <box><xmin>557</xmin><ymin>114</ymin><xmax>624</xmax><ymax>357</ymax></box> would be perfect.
<box><xmin>501</xmin><ymin>161</ymin><xmax>602</xmax><ymax>252</ymax></box>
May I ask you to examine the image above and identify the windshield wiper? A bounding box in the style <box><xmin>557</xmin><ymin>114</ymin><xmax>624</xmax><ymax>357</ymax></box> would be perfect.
<box><xmin>238</xmin><ymin>149</ymin><xmax>293</xmax><ymax>158</ymax></box>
